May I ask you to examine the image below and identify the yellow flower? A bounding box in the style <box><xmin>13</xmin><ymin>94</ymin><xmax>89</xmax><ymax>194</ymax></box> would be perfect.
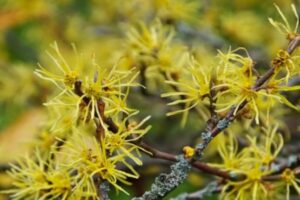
<box><xmin>214</xmin><ymin>48</ymin><xmax>263</xmax><ymax>123</ymax></box>
<box><xmin>4</xmin><ymin>150</ymin><xmax>72</xmax><ymax>200</ymax></box>
<box><xmin>77</xmin><ymin>63</ymin><xmax>140</xmax><ymax>123</ymax></box>
<box><xmin>272</xmin><ymin>49</ymin><xmax>300</xmax><ymax>83</ymax></box>
<box><xmin>61</xmin><ymin>135</ymin><xmax>140</xmax><ymax>195</ymax></box>
<box><xmin>246</xmin><ymin>126</ymin><xmax>283</xmax><ymax>165</ymax></box>
<box><xmin>153</xmin><ymin>0</ymin><xmax>200</xmax><ymax>23</ymax></box>
<box><xmin>221</xmin><ymin>166</ymin><xmax>271</xmax><ymax>200</ymax></box>
<box><xmin>162</xmin><ymin>55</ymin><xmax>211</xmax><ymax>126</ymax></box>
<box><xmin>214</xmin><ymin>47</ymin><xmax>300</xmax><ymax>124</ymax></box>
<box><xmin>209</xmin><ymin>133</ymin><xmax>245</xmax><ymax>172</ymax></box>
<box><xmin>125</xmin><ymin>19</ymin><xmax>190</xmax><ymax>94</ymax></box>
<box><xmin>148</xmin><ymin>44</ymin><xmax>189</xmax><ymax>79</ymax></box>
<box><xmin>216</xmin><ymin>47</ymin><xmax>253</xmax><ymax>80</ymax></box>
<box><xmin>104</xmin><ymin>112</ymin><xmax>151</xmax><ymax>165</ymax></box>
<box><xmin>268</xmin><ymin>4</ymin><xmax>299</xmax><ymax>40</ymax></box>
<box><xmin>104</xmin><ymin>87</ymin><xmax>137</xmax><ymax>116</ymax></box>
<box><xmin>261</xmin><ymin>77</ymin><xmax>300</xmax><ymax>111</ymax></box>
<box><xmin>209</xmin><ymin>127</ymin><xmax>285</xmax><ymax>200</ymax></box>
<box><xmin>281</xmin><ymin>168</ymin><xmax>300</xmax><ymax>200</ymax></box>
<box><xmin>35</xmin><ymin>42</ymin><xmax>79</xmax><ymax>90</ymax></box>
<box><xmin>126</xmin><ymin>20</ymin><xmax>174</xmax><ymax>59</ymax></box>
<box><xmin>40</xmin><ymin>89</ymin><xmax>88</xmax><ymax>136</ymax></box>
<box><xmin>38</xmin><ymin>48</ymin><xmax>141</xmax><ymax>125</ymax></box>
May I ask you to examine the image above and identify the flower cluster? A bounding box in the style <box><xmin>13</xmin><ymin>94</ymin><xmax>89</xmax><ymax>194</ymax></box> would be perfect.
<box><xmin>162</xmin><ymin>55</ymin><xmax>211</xmax><ymax>126</ymax></box>
<box><xmin>124</xmin><ymin>20</ymin><xmax>190</xmax><ymax>93</ymax></box>
<box><xmin>209</xmin><ymin>127</ymin><xmax>300</xmax><ymax>200</ymax></box>
<box><xmin>4</xmin><ymin>150</ymin><xmax>73</xmax><ymax>200</ymax></box>
<box><xmin>4</xmin><ymin>44</ymin><xmax>151</xmax><ymax>199</ymax></box>
<box><xmin>162</xmin><ymin>43</ymin><xmax>300</xmax><ymax>125</ymax></box>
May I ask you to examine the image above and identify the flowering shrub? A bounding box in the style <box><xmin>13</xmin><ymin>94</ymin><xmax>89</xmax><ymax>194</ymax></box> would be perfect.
<box><xmin>0</xmin><ymin>1</ymin><xmax>300</xmax><ymax>200</ymax></box>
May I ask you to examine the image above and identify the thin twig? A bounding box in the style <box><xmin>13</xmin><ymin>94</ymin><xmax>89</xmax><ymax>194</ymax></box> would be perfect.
<box><xmin>139</xmin><ymin>142</ymin><xmax>233</xmax><ymax>180</ymax></box>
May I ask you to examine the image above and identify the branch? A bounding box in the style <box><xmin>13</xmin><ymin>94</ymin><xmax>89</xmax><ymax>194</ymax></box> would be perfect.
<box><xmin>262</xmin><ymin>154</ymin><xmax>300</xmax><ymax>181</ymax></box>
<box><xmin>139</xmin><ymin>142</ymin><xmax>233</xmax><ymax>180</ymax></box>
<box><xmin>132</xmin><ymin>155</ymin><xmax>191</xmax><ymax>200</ymax></box>
<box><xmin>74</xmin><ymin>80</ymin><xmax>119</xmax><ymax>133</ymax></box>
<box><xmin>74</xmin><ymin>80</ymin><xmax>118</xmax><ymax>199</ymax></box>
<box><xmin>193</xmin><ymin>36</ymin><xmax>300</xmax><ymax>160</ymax></box>
<box><xmin>170</xmin><ymin>181</ymin><xmax>222</xmax><ymax>200</ymax></box>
